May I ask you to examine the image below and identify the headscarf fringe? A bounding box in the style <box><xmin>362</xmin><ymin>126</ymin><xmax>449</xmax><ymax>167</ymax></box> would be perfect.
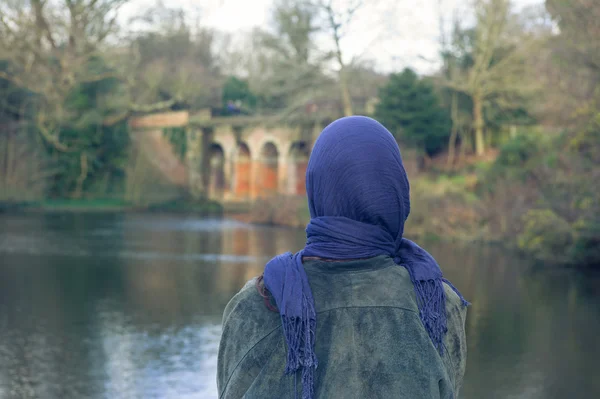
<box><xmin>280</xmin><ymin>293</ymin><xmax>317</xmax><ymax>399</ymax></box>
<box><xmin>412</xmin><ymin>278</ymin><xmax>448</xmax><ymax>355</ymax></box>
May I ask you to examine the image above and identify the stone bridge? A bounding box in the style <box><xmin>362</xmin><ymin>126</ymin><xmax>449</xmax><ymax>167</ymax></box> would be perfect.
<box><xmin>129</xmin><ymin>111</ymin><xmax>324</xmax><ymax>202</ymax></box>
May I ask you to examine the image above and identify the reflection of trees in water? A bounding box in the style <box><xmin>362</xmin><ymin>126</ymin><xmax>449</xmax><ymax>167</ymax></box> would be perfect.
<box><xmin>432</xmin><ymin>239</ymin><xmax>600</xmax><ymax>399</ymax></box>
<box><xmin>4</xmin><ymin>215</ymin><xmax>597</xmax><ymax>398</ymax></box>
<box><xmin>0</xmin><ymin>213</ymin><xmax>129</xmax><ymax>398</ymax></box>
<box><xmin>114</xmin><ymin>215</ymin><xmax>304</xmax><ymax>325</ymax></box>
<box><xmin>118</xmin><ymin>214</ymin><xmax>225</xmax><ymax>325</ymax></box>
<box><xmin>518</xmin><ymin>270</ymin><xmax>600</xmax><ymax>398</ymax></box>
<box><xmin>428</xmin><ymin>242</ymin><xmax>531</xmax><ymax>398</ymax></box>
<box><xmin>0</xmin><ymin>256</ymin><xmax>72</xmax><ymax>398</ymax></box>
<box><xmin>215</xmin><ymin>227</ymin><xmax>254</xmax><ymax>296</ymax></box>
<box><xmin>213</xmin><ymin>224</ymin><xmax>305</xmax><ymax>302</ymax></box>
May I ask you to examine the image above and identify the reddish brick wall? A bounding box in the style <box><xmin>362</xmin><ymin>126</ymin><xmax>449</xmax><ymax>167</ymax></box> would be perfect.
<box><xmin>234</xmin><ymin>160</ymin><xmax>251</xmax><ymax>197</ymax></box>
<box><xmin>296</xmin><ymin>161</ymin><xmax>308</xmax><ymax>195</ymax></box>
<box><xmin>257</xmin><ymin>162</ymin><xmax>278</xmax><ymax>197</ymax></box>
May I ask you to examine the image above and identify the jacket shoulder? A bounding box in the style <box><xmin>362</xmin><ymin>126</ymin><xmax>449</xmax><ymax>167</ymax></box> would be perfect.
<box><xmin>218</xmin><ymin>278</ymin><xmax>282</xmax><ymax>398</ymax></box>
<box><xmin>222</xmin><ymin>278</ymin><xmax>265</xmax><ymax>325</ymax></box>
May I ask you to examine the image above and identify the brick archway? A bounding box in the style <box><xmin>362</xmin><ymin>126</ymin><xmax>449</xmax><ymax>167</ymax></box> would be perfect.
<box><xmin>208</xmin><ymin>143</ymin><xmax>226</xmax><ymax>199</ymax></box>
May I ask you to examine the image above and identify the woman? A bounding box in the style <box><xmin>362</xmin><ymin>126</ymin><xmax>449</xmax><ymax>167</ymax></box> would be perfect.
<box><xmin>217</xmin><ymin>116</ymin><xmax>469</xmax><ymax>399</ymax></box>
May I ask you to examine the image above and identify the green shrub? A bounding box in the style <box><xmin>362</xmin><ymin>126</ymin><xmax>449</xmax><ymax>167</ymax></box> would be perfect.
<box><xmin>517</xmin><ymin>209</ymin><xmax>574</xmax><ymax>263</ymax></box>
<box><xmin>495</xmin><ymin>134</ymin><xmax>539</xmax><ymax>167</ymax></box>
<box><xmin>487</xmin><ymin>112</ymin><xmax>600</xmax><ymax>268</ymax></box>
<box><xmin>485</xmin><ymin>134</ymin><xmax>541</xmax><ymax>186</ymax></box>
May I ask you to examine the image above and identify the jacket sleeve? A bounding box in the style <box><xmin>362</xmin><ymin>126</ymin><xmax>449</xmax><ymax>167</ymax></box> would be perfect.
<box><xmin>443</xmin><ymin>283</ymin><xmax>468</xmax><ymax>398</ymax></box>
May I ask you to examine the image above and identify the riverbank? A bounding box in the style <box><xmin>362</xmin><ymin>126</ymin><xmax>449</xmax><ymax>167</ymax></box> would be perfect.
<box><xmin>246</xmin><ymin>124</ymin><xmax>600</xmax><ymax>269</ymax></box>
<box><xmin>0</xmin><ymin>197</ymin><xmax>223</xmax><ymax>215</ymax></box>
<box><xmin>247</xmin><ymin>173</ymin><xmax>486</xmax><ymax>241</ymax></box>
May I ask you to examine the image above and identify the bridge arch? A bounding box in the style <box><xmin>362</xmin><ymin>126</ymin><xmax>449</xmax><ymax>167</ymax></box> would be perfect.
<box><xmin>247</xmin><ymin>132</ymin><xmax>286</xmax><ymax>163</ymax></box>
<box><xmin>208</xmin><ymin>143</ymin><xmax>226</xmax><ymax>199</ymax></box>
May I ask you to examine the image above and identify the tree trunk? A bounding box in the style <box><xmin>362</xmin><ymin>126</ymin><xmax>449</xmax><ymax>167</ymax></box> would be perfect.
<box><xmin>447</xmin><ymin>126</ymin><xmax>459</xmax><ymax>169</ymax></box>
<box><xmin>459</xmin><ymin>128</ymin><xmax>468</xmax><ymax>164</ymax></box>
<box><xmin>329</xmin><ymin>7</ymin><xmax>353</xmax><ymax>117</ymax></box>
<box><xmin>73</xmin><ymin>152</ymin><xmax>88</xmax><ymax>199</ymax></box>
<box><xmin>339</xmin><ymin>67</ymin><xmax>353</xmax><ymax>116</ymax></box>
<box><xmin>447</xmin><ymin>93</ymin><xmax>459</xmax><ymax>169</ymax></box>
<box><xmin>473</xmin><ymin>92</ymin><xmax>485</xmax><ymax>156</ymax></box>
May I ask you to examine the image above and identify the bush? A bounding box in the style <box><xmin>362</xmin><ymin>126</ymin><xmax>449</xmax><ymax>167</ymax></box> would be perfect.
<box><xmin>406</xmin><ymin>176</ymin><xmax>484</xmax><ymax>240</ymax></box>
<box><xmin>485</xmin><ymin>113</ymin><xmax>600</xmax><ymax>268</ymax></box>
<box><xmin>517</xmin><ymin>209</ymin><xmax>573</xmax><ymax>263</ymax></box>
<box><xmin>571</xmin><ymin>218</ymin><xmax>600</xmax><ymax>266</ymax></box>
<box><xmin>495</xmin><ymin>134</ymin><xmax>539</xmax><ymax>168</ymax></box>
<box><xmin>484</xmin><ymin>133</ymin><xmax>541</xmax><ymax>186</ymax></box>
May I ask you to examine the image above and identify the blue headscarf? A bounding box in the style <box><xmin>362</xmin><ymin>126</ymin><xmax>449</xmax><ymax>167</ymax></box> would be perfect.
<box><xmin>263</xmin><ymin>116</ymin><xmax>468</xmax><ymax>399</ymax></box>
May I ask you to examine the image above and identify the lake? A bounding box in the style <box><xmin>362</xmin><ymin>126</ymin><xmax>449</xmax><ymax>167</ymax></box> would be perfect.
<box><xmin>0</xmin><ymin>213</ymin><xmax>598</xmax><ymax>399</ymax></box>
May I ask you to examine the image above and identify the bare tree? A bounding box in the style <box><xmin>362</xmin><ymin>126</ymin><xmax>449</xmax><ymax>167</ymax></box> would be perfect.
<box><xmin>543</xmin><ymin>0</ymin><xmax>600</xmax><ymax>124</ymax></box>
<box><xmin>314</xmin><ymin>0</ymin><xmax>363</xmax><ymax>116</ymax></box>
<box><xmin>0</xmin><ymin>0</ymin><xmax>129</xmax><ymax>151</ymax></box>
<box><xmin>438</xmin><ymin>1</ymin><xmax>461</xmax><ymax>168</ymax></box>
<box><xmin>442</xmin><ymin>0</ymin><xmax>535</xmax><ymax>156</ymax></box>
<box><xmin>0</xmin><ymin>0</ymin><xmax>210</xmax><ymax>151</ymax></box>
<box><xmin>241</xmin><ymin>1</ymin><xmax>334</xmax><ymax>118</ymax></box>
<box><xmin>122</xmin><ymin>3</ymin><xmax>221</xmax><ymax>113</ymax></box>
<box><xmin>546</xmin><ymin>0</ymin><xmax>600</xmax><ymax>81</ymax></box>
<box><xmin>222</xmin><ymin>0</ymin><xmax>387</xmax><ymax>119</ymax></box>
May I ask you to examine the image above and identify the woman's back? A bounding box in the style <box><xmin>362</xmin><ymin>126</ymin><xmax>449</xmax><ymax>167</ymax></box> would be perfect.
<box><xmin>217</xmin><ymin>256</ymin><xmax>467</xmax><ymax>399</ymax></box>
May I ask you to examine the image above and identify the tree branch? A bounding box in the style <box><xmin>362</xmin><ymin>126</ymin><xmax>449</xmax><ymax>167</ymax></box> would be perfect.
<box><xmin>437</xmin><ymin>77</ymin><xmax>470</xmax><ymax>95</ymax></box>
<box><xmin>37</xmin><ymin>125</ymin><xmax>70</xmax><ymax>152</ymax></box>
<box><xmin>31</xmin><ymin>0</ymin><xmax>57</xmax><ymax>49</ymax></box>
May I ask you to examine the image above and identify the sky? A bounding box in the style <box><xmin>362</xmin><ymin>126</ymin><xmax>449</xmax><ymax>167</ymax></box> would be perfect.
<box><xmin>120</xmin><ymin>0</ymin><xmax>545</xmax><ymax>74</ymax></box>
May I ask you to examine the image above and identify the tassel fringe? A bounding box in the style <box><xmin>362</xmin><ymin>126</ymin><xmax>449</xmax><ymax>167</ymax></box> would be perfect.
<box><xmin>281</xmin><ymin>293</ymin><xmax>318</xmax><ymax>399</ymax></box>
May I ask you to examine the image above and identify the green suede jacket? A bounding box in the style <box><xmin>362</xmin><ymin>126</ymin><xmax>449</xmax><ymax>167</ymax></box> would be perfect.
<box><xmin>217</xmin><ymin>255</ymin><xmax>467</xmax><ymax>399</ymax></box>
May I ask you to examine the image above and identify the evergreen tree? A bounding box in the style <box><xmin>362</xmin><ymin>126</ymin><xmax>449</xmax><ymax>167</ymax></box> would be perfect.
<box><xmin>375</xmin><ymin>68</ymin><xmax>451</xmax><ymax>156</ymax></box>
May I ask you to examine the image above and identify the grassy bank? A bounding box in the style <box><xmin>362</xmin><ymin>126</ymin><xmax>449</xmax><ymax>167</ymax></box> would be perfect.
<box><xmin>248</xmin><ymin>196</ymin><xmax>310</xmax><ymax>229</ymax></box>
<box><xmin>247</xmin><ymin>174</ymin><xmax>486</xmax><ymax>242</ymax></box>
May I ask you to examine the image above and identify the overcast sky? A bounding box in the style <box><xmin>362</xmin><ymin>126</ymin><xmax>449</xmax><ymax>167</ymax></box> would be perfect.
<box><xmin>120</xmin><ymin>0</ymin><xmax>545</xmax><ymax>74</ymax></box>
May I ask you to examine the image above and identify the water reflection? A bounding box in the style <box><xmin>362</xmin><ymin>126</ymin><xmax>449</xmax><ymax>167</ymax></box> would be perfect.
<box><xmin>0</xmin><ymin>214</ymin><xmax>598</xmax><ymax>399</ymax></box>
<box><xmin>428</xmin><ymin>243</ymin><xmax>600</xmax><ymax>399</ymax></box>
<box><xmin>0</xmin><ymin>213</ymin><xmax>303</xmax><ymax>399</ymax></box>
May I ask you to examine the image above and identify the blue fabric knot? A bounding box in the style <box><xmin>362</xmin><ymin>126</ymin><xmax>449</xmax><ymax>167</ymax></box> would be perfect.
<box><xmin>263</xmin><ymin>116</ymin><xmax>468</xmax><ymax>399</ymax></box>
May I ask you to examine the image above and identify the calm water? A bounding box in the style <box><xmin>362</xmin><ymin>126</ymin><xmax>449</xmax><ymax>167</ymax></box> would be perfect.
<box><xmin>0</xmin><ymin>213</ymin><xmax>598</xmax><ymax>399</ymax></box>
